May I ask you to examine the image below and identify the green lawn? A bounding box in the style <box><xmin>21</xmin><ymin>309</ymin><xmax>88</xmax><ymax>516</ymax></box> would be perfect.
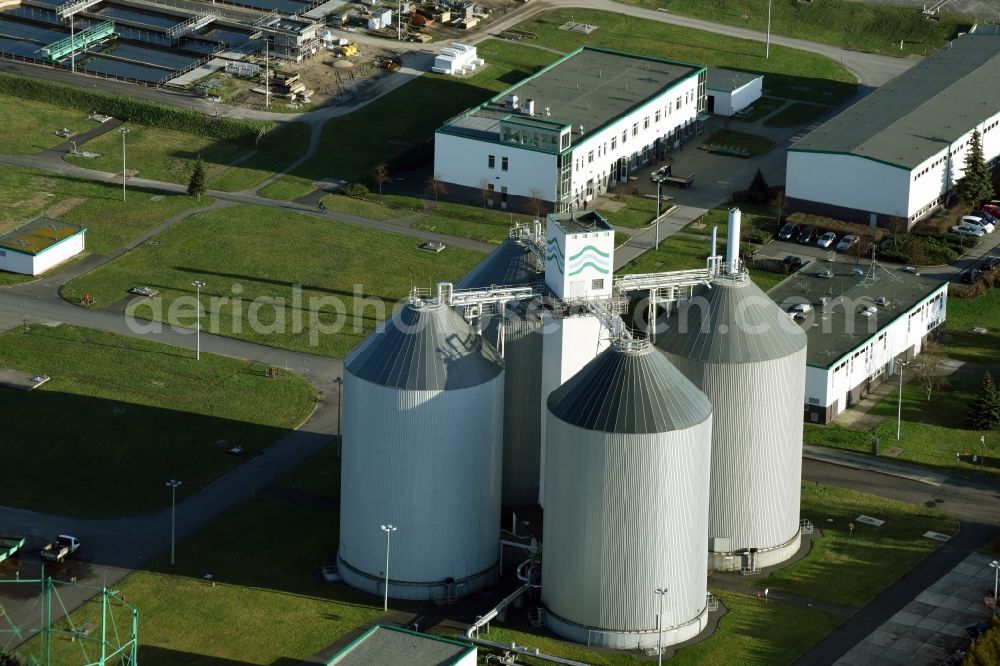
<box><xmin>482</xmin><ymin>587</ymin><xmax>839</xmax><ymax>666</ymax></box>
<box><xmin>318</xmin><ymin>193</ymin><xmax>424</xmax><ymax>220</ymax></box>
<box><xmin>0</xmin><ymin>325</ymin><xmax>316</xmax><ymax>516</ymax></box>
<box><xmin>517</xmin><ymin>9</ymin><xmax>857</xmax><ymax>102</ymax></box>
<box><xmin>414</xmin><ymin>200</ymin><xmax>533</xmax><ymax>245</ymax></box>
<box><xmin>0</xmin><ymin>165</ymin><xmax>207</xmax><ymax>254</ymax></box>
<box><xmin>65</xmin><ymin>121</ymin><xmax>310</xmax><ymax>192</ymax></box>
<box><xmin>0</xmin><ymin>93</ymin><xmax>96</xmax><ymax>154</ymax></box>
<box><xmin>763</xmin><ymin>102</ymin><xmax>832</xmax><ymax>127</ymax></box>
<box><xmin>260</xmin><ymin>40</ymin><xmax>561</xmax><ymax>201</ymax></box>
<box><xmin>617</xmin><ymin>0</ymin><xmax>967</xmax><ymax>56</ymax></box>
<box><xmin>62</xmin><ymin>205</ymin><xmax>485</xmax><ymax>357</ymax></box>
<box><xmin>703</xmin><ymin>129</ymin><xmax>773</xmax><ymax>156</ymax></box>
<box><xmin>946</xmin><ymin>287</ymin><xmax>1000</xmax><ymax>364</ymax></box>
<box><xmin>740</xmin><ymin>96</ymin><xmax>786</xmax><ymax>122</ymax></box>
<box><xmin>596</xmin><ymin>195</ymin><xmax>659</xmax><ymax>229</ymax></box>
<box><xmin>275</xmin><ymin>441</ymin><xmax>340</xmax><ymax>500</ymax></box>
<box><xmin>758</xmin><ymin>483</ymin><xmax>958</xmax><ymax>607</ymax></box>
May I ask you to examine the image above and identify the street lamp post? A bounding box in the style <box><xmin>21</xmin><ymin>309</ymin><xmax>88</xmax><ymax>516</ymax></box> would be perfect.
<box><xmin>653</xmin><ymin>587</ymin><xmax>668</xmax><ymax>666</ymax></box>
<box><xmin>765</xmin><ymin>0</ymin><xmax>772</xmax><ymax>59</ymax></box>
<box><xmin>990</xmin><ymin>561</ymin><xmax>999</xmax><ymax>616</ymax></box>
<box><xmin>380</xmin><ymin>524</ymin><xmax>397</xmax><ymax>611</ymax></box>
<box><xmin>981</xmin><ymin>434</ymin><xmax>987</xmax><ymax>472</ymax></box>
<box><xmin>119</xmin><ymin>128</ymin><xmax>129</xmax><ymax>202</ymax></box>
<box><xmin>896</xmin><ymin>360</ymin><xmax>906</xmax><ymax>440</ymax></box>
<box><xmin>165</xmin><ymin>480</ymin><xmax>182</xmax><ymax>565</ymax></box>
<box><xmin>192</xmin><ymin>280</ymin><xmax>205</xmax><ymax>360</ymax></box>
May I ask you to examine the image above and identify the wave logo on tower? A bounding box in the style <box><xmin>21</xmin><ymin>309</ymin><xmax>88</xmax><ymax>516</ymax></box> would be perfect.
<box><xmin>567</xmin><ymin>245</ymin><xmax>610</xmax><ymax>276</ymax></box>
<box><xmin>546</xmin><ymin>237</ymin><xmax>565</xmax><ymax>273</ymax></box>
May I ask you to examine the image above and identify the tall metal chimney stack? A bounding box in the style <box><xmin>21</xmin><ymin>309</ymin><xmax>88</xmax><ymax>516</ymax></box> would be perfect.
<box><xmin>725</xmin><ymin>208</ymin><xmax>742</xmax><ymax>274</ymax></box>
<box><xmin>710</xmin><ymin>225</ymin><xmax>718</xmax><ymax>259</ymax></box>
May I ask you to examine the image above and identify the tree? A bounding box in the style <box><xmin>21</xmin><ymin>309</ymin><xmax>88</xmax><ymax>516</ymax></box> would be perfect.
<box><xmin>371</xmin><ymin>163</ymin><xmax>390</xmax><ymax>197</ymax></box>
<box><xmin>910</xmin><ymin>342</ymin><xmax>946</xmax><ymax>401</ymax></box>
<box><xmin>425</xmin><ymin>174</ymin><xmax>447</xmax><ymax>202</ymax></box>
<box><xmin>0</xmin><ymin>651</ymin><xmax>26</xmax><ymax>666</ymax></box>
<box><xmin>747</xmin><ymin>168</ymin><xmax>769</xmax><ymax>204</ymax></box>
<box><xmin>773</xmin><ymin>191</ymin><xmax>785</xmax><ymax>225</ymax></box>
<box><xmin>478</xmin><ymin>178</ymin><xmax>491</xmax><ymax>214</ymax></box>
<box><xmin>187</xmin><ymin>156</ymin><xmax>207</xmax><ymax>200</ymax></box>
<box><xmin>966</xmin><ymin>371</ymin><xmax>1000</xmax><ymax>431</ymax></box>
<box><xmin>954</xmin><ymin>130</ymin><xmax>994</xmax><ymax>207</ymax></box>
<box><xmin>528</xmin><ymin>188</ymin><xmax>546</xmax><ymax>219</ymax></box>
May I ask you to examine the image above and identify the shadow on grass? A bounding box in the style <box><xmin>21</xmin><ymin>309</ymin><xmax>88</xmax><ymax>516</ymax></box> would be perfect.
<box><xmin>141</xmin><ymin>646</ymin><xmax>302</xmax><ymax>666</ymax></box>
<box><xmin>0</xmin><ymin>388</ymin><xmax>308</xmax><ymax>517</ymax></box>
<box><xmin>169</xmin><ymin>266</ymin><xmax>402</xmax><ymax>304</ymax></box>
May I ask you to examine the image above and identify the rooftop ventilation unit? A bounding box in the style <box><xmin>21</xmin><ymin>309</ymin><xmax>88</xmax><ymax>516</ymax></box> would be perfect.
<box><xmin>819</xmin><ymin>269</ymin><xmax>833</xmax><ymax>279</ymax></box>
<box><xmin>521</xmin><ymin>98</ymin><xmax>535</xmax><ymax>116</ymax></box>
<box><xmin>874</xmin><ymin>296</ymin><xmax>889</xmax><ymax>307</ymax></box>
<box><xmin>506</xmin><ymin>94</ymin><xmax>519</xmax><ymax>109</ymax></box>
<box><xmin>859</xmin><ymin>306</ymin><xmax>877</xmax><ymax>318</ymax></box>
<box><xmin>851</xmin><ymin>267</ymin><xmax>865</xmax><ymax>276</ymax></box>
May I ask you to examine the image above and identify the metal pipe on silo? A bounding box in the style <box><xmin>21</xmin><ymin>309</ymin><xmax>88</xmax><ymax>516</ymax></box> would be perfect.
<box><xmin>710</xmin><ymin>225</ymin><xmax>718</xmax><ymax>258</ymax></box>
<box><xmin>725</xmin><ymin>208</ymin><xmax>741</xmax><ymax>274</ymax></box>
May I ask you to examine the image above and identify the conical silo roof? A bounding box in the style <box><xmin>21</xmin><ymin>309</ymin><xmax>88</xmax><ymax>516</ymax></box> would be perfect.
<box><xmin>547</xmin><ymin>339</ymin><xmax>711</xmax><ymax>434</ymax></box>
<box><xmin>346</xmin><ymin>299</ymin><xmax>504</xmax><ymax>390</ymax></box>
<box><xmin>656</xmin><ymin>276</ymin><xmax>806</xmax><ymax>364</ymax></box>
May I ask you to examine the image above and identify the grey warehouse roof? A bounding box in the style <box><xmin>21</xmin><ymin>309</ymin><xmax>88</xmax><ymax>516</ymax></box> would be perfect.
<box><xmin>444</xmin><ymin>47</ymin><xmax>703</xmax><ymax>144</ymax></box>
<box><xmin>657</xmin><ymin>275</ymin><xmax>807</xmax><ymax>364</ymax></box>
<box><xmin>766</xmin><ymin>261</ymin><xmax>947</xmax><ymax>368</ymax></box>
<box><xmin>706</xmin><ymin>68</ymin><xmax>762</xmax><ymax>93</ymax></box>
<box><xmin>548</xmin><ymin>339</ymin><xmax>712</xmax><ymax>434</ymax></box>
<box><xmin>346</xmin><ymin>299</ymin><xmax>503</xmax><ymax>390</ymax></box>
<box><xmin>790</xmin><ymin>32</ymin><xmax>1000</xmax><ymax>169</ymax></box>
<box><xmin>328</xmin><ymin>625</ymin><xmax>474</xmax><ymax>665</ymax></box>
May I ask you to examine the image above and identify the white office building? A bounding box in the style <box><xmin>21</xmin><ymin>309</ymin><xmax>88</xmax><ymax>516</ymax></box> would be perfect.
<box><xmin>432</xmin><ymin>43</ymin><xmax>483</xmax><ymax>75</ymax></box>
<box><xmin>767</xmin><ymin>261</ymin><xmax>948</xmax><ymax>424</ymax></box>
<box><xmin>786</xmin><ymin>30</ymin><xmax>1000</xmax><ymax>229</ymax></box>
<box><xmin>434</xmin><ymin>47</ymin><xmax>707</xmax><ymax>212</ymax></box>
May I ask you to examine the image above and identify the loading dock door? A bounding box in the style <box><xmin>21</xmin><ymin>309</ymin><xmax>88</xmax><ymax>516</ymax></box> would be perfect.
<box><xmin>707</xmin><ymin>94</ymin><xmax>715</xmax><ymax>113</ymax></box>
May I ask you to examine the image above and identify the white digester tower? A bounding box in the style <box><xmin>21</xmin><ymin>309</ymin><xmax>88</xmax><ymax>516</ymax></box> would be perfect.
<box><xmin>542</xmin><ymin>339</ymin><xmax>713</xmax><ymax>649</ymax></box>
<box><xmin>656</xmin><ymin>208</ymin><xmax>808</xmax><ymax>570</ymax></box>
<box><xmin>338</xmin><ymin>297</ymin><xmax>505</xmax><ymax>600</ymax></box>
<box><xmin>538</xmin><ymin>211</ymin><xmax>617</xmax><ymax>505</ymax></box>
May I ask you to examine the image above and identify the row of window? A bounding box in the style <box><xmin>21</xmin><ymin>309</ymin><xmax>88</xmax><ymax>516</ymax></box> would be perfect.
<box><xmin>486</xmin><ymin>155</ymin><xmax>509</xmax><ymax>171</ymax></box>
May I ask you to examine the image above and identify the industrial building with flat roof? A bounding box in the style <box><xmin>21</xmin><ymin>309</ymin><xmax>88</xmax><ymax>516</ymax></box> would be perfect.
<box><xmin>767</xmin><ymin>260</ymin><xmax>947</xmax><ymax>424</ymax></box>
<box><xmin>0</xmin><ymin>217</ymin><xmax>86</xmax><ymax>276</ymax></box>
<box><xmin>705</xmin><ymin>68</ymin><xmax>763</xmax><ymax>117</ymax></box>
<box><xmin>327</xmin><ymin>626</ymin><xmax>476</xmax><ymax>666</ymax></box>
<box><xmin>434</xmin><ymin>46</ymin><xmax>707</xmax><ymax>212</ymax></box>
<box><xmin>786</xmin><ymin>29</ymin><xmax>1000</xmax><ymax>228</ymax></box>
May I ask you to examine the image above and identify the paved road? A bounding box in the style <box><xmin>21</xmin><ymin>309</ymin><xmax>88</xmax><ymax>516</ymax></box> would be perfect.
<box><xmin>849</xmin><ymin>0</ymin><xmax>1000</xmax><ymax>18</ymax></box>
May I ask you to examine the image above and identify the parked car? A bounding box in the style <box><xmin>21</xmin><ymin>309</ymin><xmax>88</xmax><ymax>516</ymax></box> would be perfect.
<box><xmin>960</xmin><ymin>215</ymin><xmax>995</xmax><ymax>233</ymax></box>
<box><xmin>961</xmin><ymin>269</ymin><xmax>983</xmax><ymax>284</ymax></box>
<box><xmin>649</xmin><ymin>165</ymin><xmax>671</xmax><ymax>182</ymax></box>
<box><xmin>782</xmin><ymin>255</ymin><xmax>803</xmax><ymax>272</ymax></box>
<box><xmin>981</xmin><ymin>257</ymin><xmax>1000</xmax><ymax>272</ymax></box>
<box><xmin>796</xmin><ymin>225</ymin><xmax>816</xmax><ymax>244</ymax></box>
<box><xmin>982</xmin><ymin>204</ymin><xmax>1000</xmax><ymax>217</ymax></box>
<box><xmin>836</xmin><ymin>234</ymin><xmax>859</xmax><ymax>252</ymax></box>
<box><xmin>951</xmin><ymin>223</ymin><xmax>986</xmax><ymax>237</ymax></box>
<box><xmin>777</xmin><ymin>222</ymin><xmax>799</xmax><ymax>241</ymax></box>
<box><xmin>816</xmin><ymin>231</ymin><xmax>838</xmax><ymax>248</ymax></box>
<box><xmin>971</xmin><ymin>209</ymin><xmax>999</xmax><ymax>224</ymax></box>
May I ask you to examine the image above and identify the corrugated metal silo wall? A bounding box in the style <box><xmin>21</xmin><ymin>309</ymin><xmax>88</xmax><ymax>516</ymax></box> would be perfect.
<box><xmin>666</xmin><ymin>348</ymin><xmax>806</xmax><ymax>552</ymax></box>
<box><xmin>541</xmin><ymin>414</ymin><xmax>712</xmax><ymax>632</ymax></box>
<box><xmin>487</xmin><ymin>316</ymin><xmax>542</xmax><ymax>506</ymax></box>
<box><xmin>339</xmin><ymin>372</ymin><xmax>504</xmax><ymax>585</ymax></box>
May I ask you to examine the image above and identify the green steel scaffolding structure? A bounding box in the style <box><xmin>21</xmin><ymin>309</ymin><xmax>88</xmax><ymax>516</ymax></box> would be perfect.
<box><xmin>43</xmin><ymin>21</ymin><xmax>116</xmax><ymax>61</ymax></box>
<box><xmin>0</xmin><ymin>575</ymin><xmax>138</xmax><ymax>666</ymax></box>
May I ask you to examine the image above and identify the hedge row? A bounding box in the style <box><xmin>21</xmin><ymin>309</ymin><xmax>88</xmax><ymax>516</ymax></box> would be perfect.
<box><xmin>0</xmin><ymin>72</ymin><xmax>270</xmax><ymax>141</ymax></box>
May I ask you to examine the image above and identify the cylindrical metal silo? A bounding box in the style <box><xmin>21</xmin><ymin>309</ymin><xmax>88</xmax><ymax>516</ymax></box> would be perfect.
<box><xmin>542</xmin><ymin>339</ymin><xmax>713</xmax><ymax>650</ymax></box>
<box><xmin>338</xmin><ymin>297</ymin><xmax>505</xmax><ymax>601</ymax></box>
<box><xmin>456</xmin><ymin>238</ymin><xmax>544</xmax><ymax>507</ymax></box>
<box><xmin>656</xmin><ymin>272</ymin><xmax>807</xmax><ymax>570</ymax></box>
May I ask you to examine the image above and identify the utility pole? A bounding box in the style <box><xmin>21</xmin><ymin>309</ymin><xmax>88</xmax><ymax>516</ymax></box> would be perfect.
<box><xmin>896</xmin><ymin>361</ymin><xmax>906</xmax><ymax>440</ymax></box>
<box><xmin>397</xmin><ymin>0</ymin><xmax>401</xmax><ymax>41</ymax></box>
<box><xmin>654</xmin><ymin>587</ymin><xmax>668</xmax><ymax>666</ymax></box>
<box><xmin>655</xmin><ymin>178</ymin><xmax>663</xmax><ymax>250</ymax></box>
<box><xmin>265</xmin><ymin>37</ymin><xmax>270</xmax><ymax>110</ymax></box>
<box><xmin>381</xmin><ymin>524</ymin><xmax>397</xmax><ymax>611</ymax></box>
<box><xmin>70</xmin><ymin>14</ymin><xmax>75</xmax><ymax>74</ymax></box>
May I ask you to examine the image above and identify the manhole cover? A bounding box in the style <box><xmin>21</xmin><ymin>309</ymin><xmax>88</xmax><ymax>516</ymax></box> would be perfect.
<box><xmin>883</xmin><ymin>446</ymin><xmax>904</xmax><ymax>458</ymax></box>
